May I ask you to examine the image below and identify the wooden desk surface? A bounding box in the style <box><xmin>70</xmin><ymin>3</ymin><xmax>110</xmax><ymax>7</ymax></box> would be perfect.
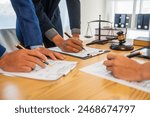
<box><xmin>0</xmin><ymin>44</ymin><xmax>150</xmax><ymax>100</ymax></box>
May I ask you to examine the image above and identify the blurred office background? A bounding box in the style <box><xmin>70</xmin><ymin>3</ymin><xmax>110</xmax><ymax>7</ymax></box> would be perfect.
<box><xmin>0</xmin><ymin>0</ymin><xmax>150</xmax><ymax>39</ymax></box>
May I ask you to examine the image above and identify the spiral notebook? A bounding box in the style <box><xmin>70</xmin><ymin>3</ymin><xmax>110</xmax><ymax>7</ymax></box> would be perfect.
<box><xmin>49</xmin><ymin>47</ymin><xmax>110</xmax><ymax>59</ymax></box>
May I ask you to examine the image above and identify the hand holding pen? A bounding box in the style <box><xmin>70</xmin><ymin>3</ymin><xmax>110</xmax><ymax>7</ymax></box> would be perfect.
<box><xmin>2</xmin><ymin>44</ymin><xmax>49</xmax><ymax>72</ymax></box>
<box><xmin>64</xmin><ymin>32</ymin><xmax>86</xmax><ymax>51</ymax></box>
<box><xmin>16</xmin><ymin>44</ymin><xmax>49</xmax><ymax>65</ymax></box>
<box><xmin>64</xmin><ymin>32</ymin><xmax>94</xmax><ymax>57</ymax></box>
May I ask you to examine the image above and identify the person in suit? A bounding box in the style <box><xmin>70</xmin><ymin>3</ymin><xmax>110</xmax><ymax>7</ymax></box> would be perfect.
<box><xmin>0</xmin><ymin>0</ymin><xmax>64</xmax><ymax>72</ymax></box>
<box><xmin>19</xmin><ymin>0</ymin><xmax>82</xmax><ymax>53</ymax></box>
<box><xmin>103</xmin><ymin>54</ymin><xmax>150</xmax><ymax>81</ymax></box>
<box><xmin>11</xmin><ymin>0</ymin><xmax>64</xmax><ymax>59</ymax></box>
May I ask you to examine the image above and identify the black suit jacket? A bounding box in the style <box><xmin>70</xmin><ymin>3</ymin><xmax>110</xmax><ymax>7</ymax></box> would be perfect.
<box><xmin>0</xmin><ymin>44</ymin><xmax>6</xmax><ymax>57</ymax></box>
<box><xmin>32</xmin><ymin>0</ymin><xmax>81</xmax><ymax>35</ymax></box>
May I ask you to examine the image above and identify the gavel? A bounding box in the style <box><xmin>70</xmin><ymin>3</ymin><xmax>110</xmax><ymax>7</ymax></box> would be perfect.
<box><xmin>117</xmin><ymin>31</ymin><xmax>126</xmax><ymax>45</ymax></box>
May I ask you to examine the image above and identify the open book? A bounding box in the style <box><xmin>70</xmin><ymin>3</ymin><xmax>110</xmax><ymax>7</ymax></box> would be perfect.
<box><xmin>0</xmin><ymin>60</ymin><xmax>77</xmax><ymax>81</ymax></box>
<box><xmin>49</xmin><ymin>47</ymin><xmax>110</xmax><ymax>59</ymax></box>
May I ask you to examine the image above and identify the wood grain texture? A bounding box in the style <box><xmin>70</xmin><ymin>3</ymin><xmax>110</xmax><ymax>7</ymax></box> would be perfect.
<box><xmin>0</xmin><ymin>44</ymin><xmax>149</xmax><ymax>100</ymax></box>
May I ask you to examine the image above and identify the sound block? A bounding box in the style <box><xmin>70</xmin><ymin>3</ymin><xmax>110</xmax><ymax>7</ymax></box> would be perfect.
<box><xmin>110</xmin><ymin>44</ymin><xmax>134</xmax><ymax>51</ymax></box>
<box><xmin>86</xmin><ymin>39</ymin><xmax>108</xmax><ymax>45</ymax></box>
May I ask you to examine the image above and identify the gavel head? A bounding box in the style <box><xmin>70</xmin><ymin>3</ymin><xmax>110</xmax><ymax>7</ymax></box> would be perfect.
<box><xmin>117</xmin><ymin>31</ymin><xmax>125</xmax><ymax>41</ymax></box>
<box><xmin>117</xmin><ymin>31</ymin><xmax>125</xmax><ymax>43</ymax></box>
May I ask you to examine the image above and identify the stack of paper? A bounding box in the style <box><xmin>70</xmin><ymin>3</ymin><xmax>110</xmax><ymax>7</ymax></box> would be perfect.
<box><xmin>0</xmin><ymin>60</ymin><xmax>77</xmax><ymax>81</ymax></box>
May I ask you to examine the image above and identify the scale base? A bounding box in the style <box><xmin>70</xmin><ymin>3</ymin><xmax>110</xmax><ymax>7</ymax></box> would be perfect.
<box><xmin>86</xmin><ymin>39</ymin><xmax>108</xmax><ymax>45</ymax></box>
<box><xmin>110</xmin><ymin>44</ymin><xmax>134</xmax><ymax>51</ymax></box>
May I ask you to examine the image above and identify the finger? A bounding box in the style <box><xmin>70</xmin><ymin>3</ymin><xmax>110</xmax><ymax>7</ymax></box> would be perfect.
<box><xmin>106</xmin><ymin>66</ymin><xmax>113</xmax><ymax>71</ymax></box>
<box><xmin>38</xmin><ymin>48</ymin><xmax>57</xmax><ymax>60</ymax></box>
<box><xmin>66</xmin><ymin>46</ymin><xmax>80</xmax><ymax>53</ymax></box>
<box><xmin>71</xmin><ymin>39</ymin><xmax>83</xmax><ymax>46</ymax></box>
<box><xmin>20</xmin><ymin>66</ymin><xmax>32</xmax><ymax>72</ymax></box>
<box><xmin>25</xmin><ymin>55</ymin><xmax>45</xmax><ymax>68</ymax></box>
<box><xmin>72</xmin><ymin>34</ymin><xmax>80</xmax><ymax>38</ymax></box>
<box><xmin>5</xmin><ymin>66</ymin><xmax>32</xmax><ymax>72</ymax></box>
<box><xmin>53</xmin><ymin>52</ymin><xmax>65</xmax><ymax>60</ymax></box>
<box><xmin>27</xmin><ymin>50</ymin><xmax>47</xmax><ymax>62</ymax></box>
<box><xmin>74</xmin><ymin>38</ymin><xmax>83</xmax><ymax>43</ymax></box>
<box><xmin>46</xmin><ymin>52</ymin><xmax>57</xmax><ymax>60</ymax></box>
<box><xmin>103</xmin><ymin>60</ymin><xmax>114</xmax><ymax>67</ymax></box>
<box><xmin>24</xmin><ymin>61</ymin><xmax>36</xmax><ymax>69</ymax></box>
<box><xmin>67</xmin><ymin>41</ymin><xmax>83</xmax><ymax>51</ymax></box>
<box><xmin>107</xmin><ymin>54</ymin><xmax>116</xmax><ymax>60</ymax></box>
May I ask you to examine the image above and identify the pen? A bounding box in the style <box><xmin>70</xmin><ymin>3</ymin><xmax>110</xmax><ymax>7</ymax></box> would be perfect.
<box><xmin>64</xmin><ymin>32</ymin><xmax>72</xmax><ymax>38</ymax></box>
<box><xmin>130</xmin><ymin>47</ymin><xmax>143</xmax><ymax>53</ymax></box>
<box><xmin>126</xmin><ymin>51</ymin><xmax>142</xmax><ymax>58</ymax></box>
<box><xmin>16</xmin><ymin>44</ymin><xmax>25</xmax><ymax>50</ymax></box>
<box><xmin>15</xmin><ymin>44</ymin><xmax>49</xmax><ymax>65</ymax></box>
<box><xmin>64</xmin><ymin>32</ymin><xmax>86</xmax><ymax>51</ymax></box>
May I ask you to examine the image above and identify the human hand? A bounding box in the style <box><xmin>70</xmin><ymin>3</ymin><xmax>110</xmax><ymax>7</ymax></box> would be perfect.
<box><xmin>72</xmin><ymin>34</ymin><xmax>80</xmax><ymax>39</ymax></box>
<box><xmin>53</xmin><ymin>34</ymin><xmax>83</xmax><ymax>53</ymax></box>
<box><xmin>59</xmin><ymin>38</ymin><xmax>83</xmax><ymax>53</ymax></box>
<box><xmin>0</xmin><ymin>49</ymin><xmax>47</xmax><ymax>72</ymax></box>
<box><xmin>103</xmin><ymin>54</ymin><xmax>142</xmax><ymax>81</ymax></box>
<box><xmin>35</xmin><ymin>47</ymin><xmax>65</xmax><ymax>60</ymax></box>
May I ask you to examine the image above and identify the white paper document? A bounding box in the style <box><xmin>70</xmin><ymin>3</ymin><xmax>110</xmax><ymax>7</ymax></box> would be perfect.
<box><xmin>49</xmin><ymin>47</ymin><xmax>109</xmax><ymax>59</ymax></box>
<box><xmin>0</xmin><ymin>60</ymin><xmax>77</xmax><ymax>81</ymax></box>
<box><xmin>80</xmin><ymin>61</ymin><xmax>150</xmax><ymax>93</ymax></box>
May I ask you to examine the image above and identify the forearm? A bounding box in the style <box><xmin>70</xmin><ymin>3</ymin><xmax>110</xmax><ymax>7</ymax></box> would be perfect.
<box><xmin>33</xmin><ymin>1</ymin><xmax>61</xmax><ymax>44</ymax></box>
<box><xmin>51</xmin><ymin>34</ymin><xmax>64</xmax><ymax>46</ymax></box>
<box><xmin>139</xmin><ymin>62</ymin><xmax>150</xmax><ymax>80</ymax></box>
<box><xmin>45</xmin><ymin>28</ymin><xmax>59</xmax><ymax>42</ymax></box>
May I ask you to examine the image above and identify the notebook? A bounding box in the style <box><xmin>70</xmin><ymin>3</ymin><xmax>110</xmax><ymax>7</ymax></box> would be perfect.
<box><xmin>0</xmin><ymin>60</ymin><xmax>77</xmax><ymax>81</ymax></box>
<box><xmin>49</xmin><ymin>47</ymin><xmax>110</xmax><ymax>59</ymax></box>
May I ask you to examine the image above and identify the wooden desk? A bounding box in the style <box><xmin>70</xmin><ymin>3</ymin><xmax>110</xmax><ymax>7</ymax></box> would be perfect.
<box><xmin>0</xmin><ymin>44</ymin><xmax>150</xmax><ymax>100</ymax></box>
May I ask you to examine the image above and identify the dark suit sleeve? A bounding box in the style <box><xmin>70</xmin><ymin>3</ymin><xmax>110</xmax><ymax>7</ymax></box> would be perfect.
<box><xmin>0</xmin><ymin>44</ymin><xmax>6</xmax><ymax>57</ymax></box>
<box><xmin>10</xmin><ymin>0</ymin><xmax>43</xmax><ymax>47</ymax></box>
<box><xmin>66</xmin><ymin>0</ymin><xmax>81</xmax><ymax>32</ymax></box>
<box><xmin>33</xmin><ymin>0</ymin><xmax>55</xmax><ymax>34</ymax></box>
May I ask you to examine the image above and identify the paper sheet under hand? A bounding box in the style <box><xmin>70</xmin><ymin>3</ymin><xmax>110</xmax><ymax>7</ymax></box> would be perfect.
<box><xmin>49</xmin><ymin>47</ymin><xmax>109</xmax><ymax>59</ymax></box>
<box><xmin>0</xmin><ymin>60</ymin><xmax>77</xmax><ymax>81</ymax></box>
<box><xmin>80</xmin><ymin>61</ymin><xmax>150</xmax><ymax>93</ymax></box>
